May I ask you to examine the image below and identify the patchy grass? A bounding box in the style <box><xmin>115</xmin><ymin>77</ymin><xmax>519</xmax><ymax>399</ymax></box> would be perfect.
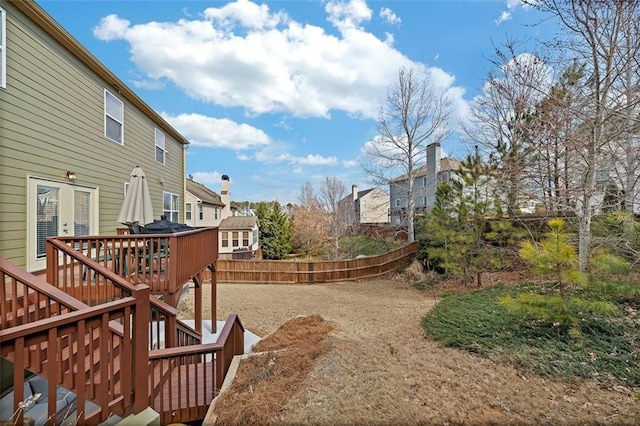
<box><xmin>211</xmin><ymin>315</ymin><xmax>334</xmax><ymax>426</ymax></box>
<box><xmin>422</xmin><ymin>283</ymin><xmax>640</xmax><ymax>387</ymax></box>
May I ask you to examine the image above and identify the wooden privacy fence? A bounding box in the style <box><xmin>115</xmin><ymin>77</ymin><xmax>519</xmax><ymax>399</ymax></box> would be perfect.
<box><xmin>213</xmin><ymin>242</ymin><xmax>419</xmax><ymax>284</ymax></box>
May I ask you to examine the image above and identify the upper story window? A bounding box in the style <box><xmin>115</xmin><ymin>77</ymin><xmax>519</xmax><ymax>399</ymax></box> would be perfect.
<box><xmin>439</xmin><ymin>171</ymin><xmax>450</xmax><ymax>183</ymax></box>
<box><xmin>423</xmin><ymin>176</ymin><xmax>427</xmax><ymax>187</ymax></box>
<box><xmin>214</xmin><ymin>207</ymin><xmax>219</xmax><ymax>220</ymax></box>
<box><xmin>1</xmin><ymin>7</ymin><xmax>6</xmax><ymax>89</ymax></box>
<box><xmin>199</xmin><ymin>203</ymin><xmax>204</xmax><ymax>220</ymax></box>
<box><xmin>105</xmin><ymin>90</ymin><xmax>123</xmax><ymax>144</ymax></box>
<box><xmin>395</xmin><ymin>199</ymin><xmax>401</xmax><ymax>207</ymax></box>
<box><xmin>163</xmin><ymin>192</ymin><xmax>179</xmax><ymax>222</ymax></box>
<box><xmin>155</xmin><ymin>128</ymin><xmax>165</xmax><ymax>164</ymax></box>
<box><xmin>185</xmin><ymin>203</ymin><xmax>192</xmax><ymax>221</ymax></box>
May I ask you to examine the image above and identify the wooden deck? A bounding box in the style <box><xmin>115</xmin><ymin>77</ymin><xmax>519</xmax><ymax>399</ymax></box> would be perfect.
<box><xmin>1</xmin><ymin>229</ymin><xmax>244</xmax><ymax>426</ymax></box>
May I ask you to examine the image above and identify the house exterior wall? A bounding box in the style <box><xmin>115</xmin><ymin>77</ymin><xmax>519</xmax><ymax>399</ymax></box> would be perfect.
<box><xmin>218</xmin><ymin>225</ymin><xmax>259</xmax><ymax>257</ymax></box>
<box><xmin>0</xmin><ymin>1</ymin><xmax>186</xmax><ymax>269</ymax></box>
<box><xmin>359</xmin><ymin>189</ymin><xmax>389</xmax><ymax>224</ymax></box>
<box><xmin>184</xmin><ymin>191</ymin><xmax>222</xmax><ymax>228</ymax></box>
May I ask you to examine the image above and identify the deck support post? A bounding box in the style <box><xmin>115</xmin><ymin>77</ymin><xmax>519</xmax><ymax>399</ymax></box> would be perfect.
<box><xmin>133</xmin><ymin>284</ymin><xmax>151</xmax><ymax>414</ymax></box>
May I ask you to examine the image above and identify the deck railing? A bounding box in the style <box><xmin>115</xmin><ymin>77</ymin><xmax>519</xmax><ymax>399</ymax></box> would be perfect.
<box><xmin>49</xmin><ymin>227</ymin><xmax>218</xmax><ymax>300</ymax></box>
<box><xmin>0</xmin><ymin>258</ymin><xmax>150</xmax><ymax>425</ymax></box>
<box><xmin>148</xmin><ymin>314</ymin><xmax>244</xmax><ymax>425</ymax></box>
<box><xmin>45</xmin><ymin>237</ymin><xmax>202</xmax><ymax>350</ymax></box>
<box><xmin>0</xmin><ymin>226</ymin><xmax>241</xmax><ymax>425</ymax></box>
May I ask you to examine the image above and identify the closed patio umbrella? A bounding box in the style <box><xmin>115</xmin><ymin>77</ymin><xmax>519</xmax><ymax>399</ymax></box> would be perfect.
<box><xmin>117</xmin><ymin>166</ymin><xmax>154</xmax><ymax>226</ymax></box>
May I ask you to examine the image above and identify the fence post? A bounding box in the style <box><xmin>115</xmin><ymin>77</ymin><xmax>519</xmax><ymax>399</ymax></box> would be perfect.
<box><xmin>132</xmin><ymin>284</ymin><xmax>150</xmax><ymax>413</ymax></box>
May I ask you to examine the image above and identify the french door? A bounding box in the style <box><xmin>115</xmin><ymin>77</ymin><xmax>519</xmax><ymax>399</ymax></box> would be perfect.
<box><xmin>27</xmin><ymin>177</ymin><xmax>98</xmax><ymax>272</ymax></box>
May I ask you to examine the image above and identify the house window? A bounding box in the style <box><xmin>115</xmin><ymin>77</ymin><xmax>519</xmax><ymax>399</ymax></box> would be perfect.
<box><xmin>423</xmin><ymin>197</ymin><xmax>427</xmax><ymax>207</ymax></box>
<box><xmin>439</xmin><ymin>172</ymin><xmax>450</xmax><ymax>183</ymax></box>
<box><xmin>242</xmin><ymin>231</ymin><xmax>249</xmax><ymax>247</ymax></box>
<box><xmin>252</xmin><ymin>229</ymin><xmax>258</xmax><ymax>245</ymax></box>
<box><xmin>163</xmin><ymin>192</ymin><xmax>179</xmax><ymax>222</ymax></box>
<box><xmin>0</xmin><ymin>7</ymin><xmax>6</xmax><ymax>89</ymax></box>
<box><xmin>155</xmin><ymin>128</ymin><xmax>165</xmax><ymax>164</ymax></box>
<box><xmin>221</xmin><ymin>231</ymin><xmax>229</xmax><ymax>248</ymax></box>
<box><xmin>423</xmin><ymin>176</ymin><xmax>427</xmax><ymax>187</ymax></box>
<box><xmin>199</xmin><ymin>204</ymin><xmax>204</xmax><ymax>220</ymax></box>
<box><xmin>214</xmin><ymin>207</ymin><xmax>218</xmax><ymax>220</ymax></box>
<box><xmin>186</xmin><ymin>203</ymin><xmax>192</xmax><ymax>221</ymax></box>
<box><xmin>395</xmin><ymin>199</ymin><xmax>401</xmax><ymax>207</ymax></box>
<box><xmin>232</xmin><ymin>231</ymin><xmax>239</xmax><ymax>247</ymax></box>
<box><xmin>105</xmin><ymin>90</ymin><xmax>123</xmax><ymax>143</ymax></box>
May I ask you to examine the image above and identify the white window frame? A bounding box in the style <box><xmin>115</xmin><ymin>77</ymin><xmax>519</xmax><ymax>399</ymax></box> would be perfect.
<box><xmin>221</xmin><ymin>231</ymin><xmax>229</xmax><ymax>248</ymax></box>
<box><xmin>185</xmin><ymin>202</ymin><xmax>192</xmax><ymax>221</ymax></box>
<box><xmin>0</xmin><ymin>7</ymin><xmax>6</xmax><ymax>89</ymax></box>
<box><xmin>155</xmin><ymin>128</ymin><xmax>165</xmax><ymax>165</ymax></box>
<box><xmin>163</xmin><ymin>191</ymin><xmax>179</xmax><ymax>222</ymax></box>
<box><xmin>198</xmin><ymin>203</ymin><xmax>204</xmax><ymax>220</ymax></box>
<box><xmin>395</xmin><ymin>199</ymin><xmax>401</xmax><ymax>207</ymax></box>
<box><xmin>104</xmin><ymin>90</ymin><xmax>124</xmax><ymax>144</ymax></box>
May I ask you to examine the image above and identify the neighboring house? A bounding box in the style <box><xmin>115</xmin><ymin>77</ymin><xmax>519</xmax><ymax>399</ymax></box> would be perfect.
<box><xmin>0</xmin><ymin>0</ymin><xmax>189</xmax><ymax>272</ymax></box>
<box><xmin>389</xmin><ymin>143</ymin><xmax>460</xmax><ymax>226</ymax></box>
<box><xmin>218</xmin><ymin>216</ymin><xmax>260</xmax><ymax>259</ymax></box>
<box><xmin>185</xmin><ymin>176</ymin><xmax>224</xmax><ymax>228</ymax></box>
<box><xmin>340</xmin><ymin>185</ymin><xmax>389</xmax><ymax>225</ymax></box>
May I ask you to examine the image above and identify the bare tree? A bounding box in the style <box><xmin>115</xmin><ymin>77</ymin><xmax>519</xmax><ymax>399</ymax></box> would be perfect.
<box><xmin>292</xmin><ymin>182</ymin><xmax>327</xmax><ymax>257</ymax></box>
<box><xmin>317</xmin><ymin>176</ymin><xmax>350</xmax><ymax>259</ymax></box>
<box><xmin>462</xmin><ymin>41</ymin><xmax>552</xmax><ymax>217</ymax></box>
<box><xmin>532</xmin><ymin>0</ymin><xmax>640</xmax><ymax>271</ymax></box>
<box><xmin>362</xmin><ymin>66</ymin><xmax>450</xmax><ymax>242</ymax></box>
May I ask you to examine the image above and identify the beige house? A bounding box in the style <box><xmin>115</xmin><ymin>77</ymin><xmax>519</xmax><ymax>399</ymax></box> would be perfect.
<box><xmin>218</xmin><ymin>216</ymin><xmax>260</xmax><ymax>259</ymax></box>
<box><xmin>185</xmin><ymin>177</ymin><xmax>224</xmax><ymax>228</ymax></box>
<box><xmin>0</xmin><ymin>0</ymin><xmax>188</xmax><ymax>272</ymax></box>
<box><xmin>341</xmin><ymin>185</ymin><xmax>390</xmax><ymax>225</ymax></box>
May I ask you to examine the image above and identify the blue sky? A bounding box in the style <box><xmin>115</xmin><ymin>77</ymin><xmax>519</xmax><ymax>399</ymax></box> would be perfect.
<box><xmin>40</xmin><ymin>0</ymin><xmax>556</xmax><ymax>205</ymax></box>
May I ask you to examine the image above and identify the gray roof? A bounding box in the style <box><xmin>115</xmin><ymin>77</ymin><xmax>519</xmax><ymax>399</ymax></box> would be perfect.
<box><xmin>219</xmin><ymin>216</ymin><xmax>259</xmax><ymax>230</ymax></box>
<box><xmin>186</xmin><ymin>179</ymin><xmax>225</xmax><ymax>207</ymax></box>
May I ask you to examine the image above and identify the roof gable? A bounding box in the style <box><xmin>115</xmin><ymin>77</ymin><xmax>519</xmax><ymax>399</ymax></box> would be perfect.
<box><xmin>186</xmin><ymin>179</ymin><xmax>224</xmax><ymax>206</ymax></box>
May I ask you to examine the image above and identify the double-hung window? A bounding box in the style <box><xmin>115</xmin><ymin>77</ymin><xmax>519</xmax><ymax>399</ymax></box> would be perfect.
<box><xmin>105</xmin><ymin>90</ymin><xmax>123</xmax><ymax>143</ymax></box>
<box><xmin>0</xmin><ymin>7</ymin><xmax>6</xmax><ymax>89</ymax></box>
<box><xmin>155</xmin><ymin>128</ymin><xmax>165</xmax><ymax>164</ymax></box>
<box><xmin>199</xmin><ymin>203</ymin><xmax>204</xmax><ymax>220</ymax></box>
<box><xmin>163</xmin><ymin>192</ymin><xmax>179</xmax><ymax>222</ymax></box>
<box><xmin>185</xmin><ymin>203</ymin><xmax>192</xmax><ymax>221</ymax></box>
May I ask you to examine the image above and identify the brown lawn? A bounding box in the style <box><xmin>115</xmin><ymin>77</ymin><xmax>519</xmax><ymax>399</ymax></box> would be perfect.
<box><xmin>178</xmin><ymin>273</ymin><xmax>640</xmax><ymax>425</ymax></box>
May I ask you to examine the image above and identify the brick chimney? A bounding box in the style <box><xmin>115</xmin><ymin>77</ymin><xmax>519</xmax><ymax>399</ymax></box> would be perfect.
<box><xmin>221</xmin><ymin>175</ymin><xmax>231</xmax><ymax>219</ymax></box>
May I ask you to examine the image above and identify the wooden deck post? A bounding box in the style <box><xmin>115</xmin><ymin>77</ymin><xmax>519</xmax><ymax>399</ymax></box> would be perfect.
<box><xmin>209</xmin><ymin>264</ymin><xmax>217</xmax><ymax>333</ymax></box>
<box><xmin>133</xmin><ymin>284</ymin><xmax>151</xmax><ymax>414</ymax></box>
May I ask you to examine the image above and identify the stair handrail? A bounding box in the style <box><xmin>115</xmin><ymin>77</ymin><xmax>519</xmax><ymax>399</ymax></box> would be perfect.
<box><xmin>146</xmin><ymin>314</ymin><xmax>244</xmax><ymax>424</ymax></box>
<box><xmin>46</xmin><ymin>238</ymin><xmax>200</xmax><ymax>348</ymax></box>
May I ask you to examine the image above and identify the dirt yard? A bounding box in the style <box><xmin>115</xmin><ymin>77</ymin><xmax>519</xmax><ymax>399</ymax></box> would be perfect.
<box><xmin>178</xmin><ymin>276</ymin><xmax>639</xmax><ymax>425</ymax></box>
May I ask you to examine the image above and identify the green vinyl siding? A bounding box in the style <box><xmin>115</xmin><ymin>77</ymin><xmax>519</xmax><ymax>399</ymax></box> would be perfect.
<box><xmin>0</xmin><ymin>1</ymin><xmax>186</xmax><ymax>268</ymax></box>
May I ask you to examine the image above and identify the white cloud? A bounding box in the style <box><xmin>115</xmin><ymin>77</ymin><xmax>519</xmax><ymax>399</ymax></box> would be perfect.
<box><xmin>160</xmin><ymin>112</ymin><xmax>271</xmax><ymax>149</ymax></box>
<box><xmin>343</xmin><ymin>159</ymin><xmax>358</xmax><ymax>168</ymax></box>
<box><xmin>130</xmin><ymin>79</ymin><xmax>165</xmax><ymax>90</ymax></box>
<box><xmin>92</xmin><ymin>0</ymin><xmax>426</xmax><ymax>119</ymax></box>
<box><xmin>379</xmin><ymin>7</ymin><xmax>401</xmax><ymax>25</ymax></box>
<box><xmin>495</xmin><ymin>11</ymin><xmax>511</xmax><ymax>25</ymax></box>
<box><xmin>496</xmin><ymin>0</ymin><xmax>533</xmax><ymax>25</ymax></box>
<box><xmin>253</xmin><ymin>147</ymin><xmax>338</xmax><ymax>166</ymax></box>
<box><xmin>325</xmin><ymin>0</ymin><xmax>372</xmax><ymax>31</ymax></box>
<box><xmin>191</xmin><ymin>171</ymin><xmax>222</xmax><ymax>186</ymax></box>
